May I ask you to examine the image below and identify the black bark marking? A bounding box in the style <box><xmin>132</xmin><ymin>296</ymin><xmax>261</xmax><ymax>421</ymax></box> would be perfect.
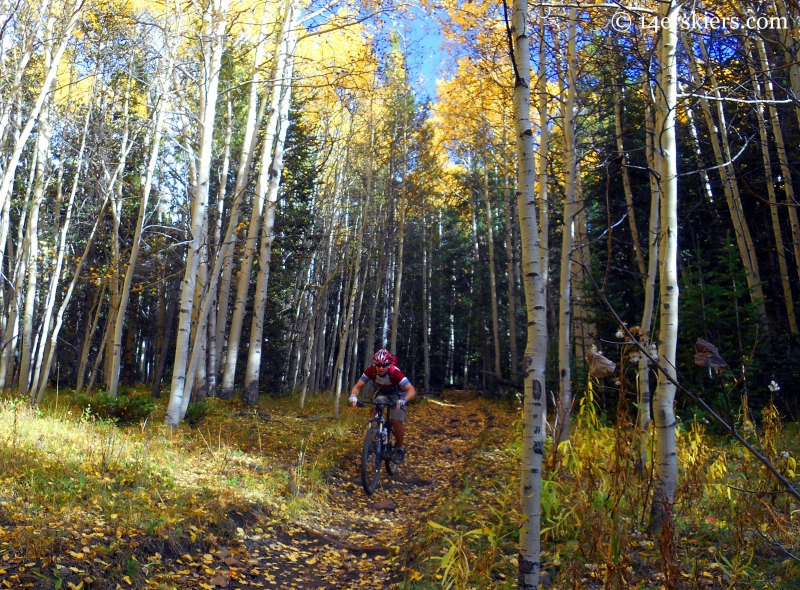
<box><xmin>664</xmin><ymin>303</ymin><xmax>671</xmax><ymax>309</ymax></box>
<box><xmin>533</xmin><ymin>379</ymin><xmax>542</xmax><ymax>400</ymax></box>
<box><xmin>533</xmin><ymin>440</ymin><xmax>544</xmax><ymax>455</ymax></box>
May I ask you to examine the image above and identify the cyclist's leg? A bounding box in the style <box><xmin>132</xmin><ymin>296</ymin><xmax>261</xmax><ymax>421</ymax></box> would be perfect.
<box><xmin>388</xmin><ymin>392</ymin><xmax>406</xmax><ymax>449</ymax></box>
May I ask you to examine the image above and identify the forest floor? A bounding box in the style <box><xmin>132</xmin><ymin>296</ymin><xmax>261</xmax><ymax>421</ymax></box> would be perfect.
<box><xmin>1</xmin><ymin>387</ymin><xmax>799</xmax><ymax>589</ymax></box>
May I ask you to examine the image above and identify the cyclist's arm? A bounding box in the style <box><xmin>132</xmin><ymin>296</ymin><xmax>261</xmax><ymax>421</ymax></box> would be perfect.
<box><xmin>350</xmin><ymin>379</ymin><xmax>366</xmax><ymax>399</ymax></box>
<box><xmin>402</xmin><ymin>383</ymin><xmax>416</xmax><ymax>404</ymax></box>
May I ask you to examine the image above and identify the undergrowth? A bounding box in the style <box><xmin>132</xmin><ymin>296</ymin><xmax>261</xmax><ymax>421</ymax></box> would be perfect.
<box><xmin>0</xmin><ymin>387</ymin><xmax>361</xmax><ymax>585</ymax></box>
<box><xmin>406</xmin><ymin>382</ymin><xmax>800</xmax><ymax>589</ymax></box>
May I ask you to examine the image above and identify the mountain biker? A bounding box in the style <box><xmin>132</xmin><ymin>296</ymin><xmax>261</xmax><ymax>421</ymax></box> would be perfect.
<box><xmin>349</xmin><ymin>349</ymin><xmax>416</xmax><ymax>464</ymax></box>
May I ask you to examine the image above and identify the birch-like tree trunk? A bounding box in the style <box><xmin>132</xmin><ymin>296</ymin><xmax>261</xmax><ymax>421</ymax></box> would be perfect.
<box><xmin>30</xmin><ymin>96</ymin><xmax>93</xmax><ymax>400</ymax></box>
<box><xmin>108</xmin><ymin>62</ymin><xmax>171</xmax><ymax>398</ymax></box>
<box><xmin>333</xmin><ymin>194</ymin><xmax>369</xmax><ymax>418</ymax></box>
<box><xmin>502</xmin><ymin>121</ymin><xmax>518</xmax><ymax>381</ymax></box>
<box><xmin>165</xmin><ymin>0</ymin><xmax>230</xmax><ymax>426</ymax></box>
<box><xmin>483</xmin><ymin>154</ymin><xmax>503</xmax><ymax>395</ymax></box>
<box><xmin>18</xmin><ymin>19</ymin><xmax>55</xmax><ymax>396</ymax></box>
<box><xmin>556</xmin><ymin>8</ymin><xmax>577</xmax><ymax>446</ymax></box>
<box><xmin>242</xmin><ymin>19</ymin><xmax>298</xmax><ymax>404</ymax></box>
<box><xmin>650</xmin><ymin>1</ymin><xmax>680</xmax><ymax>532</ymax></box>
<box><xmin>219</xmin><ymin>0</ymin><xmax>293</xmax><ymax>400</ymax></box>
<box><xmin>510</xmin><ymin>0</ymin><xmax>548</xmax><ymax>586</ymax></box>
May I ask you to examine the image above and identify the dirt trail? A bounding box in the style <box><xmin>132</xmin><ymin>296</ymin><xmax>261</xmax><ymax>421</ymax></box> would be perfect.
<box><xmin>203</xmin><ymin>391</ymin><xmax>490</xmax><ymax>589</ymax></box>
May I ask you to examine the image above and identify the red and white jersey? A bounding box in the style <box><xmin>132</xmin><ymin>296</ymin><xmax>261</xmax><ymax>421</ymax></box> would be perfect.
<box><xmin>360</xmin><ymin>365</ymin><xmax>410</xmax><ymax>393</ymax></box>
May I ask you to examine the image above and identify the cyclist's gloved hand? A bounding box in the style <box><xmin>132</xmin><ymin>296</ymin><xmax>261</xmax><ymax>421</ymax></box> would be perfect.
<box><xmin>349</xmin><ymin>395</ymin><xmax>359</xmax><ymax>407</ymax></box>
<box><xmin>396</xmin><ymin>398</ymin><xmax>407</xmax><ymax>409</ymax></box>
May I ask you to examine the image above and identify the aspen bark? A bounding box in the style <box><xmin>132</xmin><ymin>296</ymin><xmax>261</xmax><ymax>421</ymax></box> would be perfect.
<box><xmin>333</xmin><ymin>194</ymin><xmax>369</xmax><ymax>419</ymax></box>
<box><xmin>242</xmin><ymin>20</ymin><xmax>298</xmax><ymax>404</ymax></box>
<box><xmin>108</xmin><ymin>75</ymin><xmax>170</xmax><ymax>398</ymax></box>
<box><xmin>556</xmin><ymin>8</ymin><xmax>577</xmax><ymax>446</ymax></box>
<box><xmin>219</xmin><ymin>0</ymin><xmax>293</xmax><ymax>400</ymax></box>
<box><xmin>483</xmin><ymin>155</ymin><xmax>503</xmax><ymax>394</ymax></box>
<box><xmin>510</xmin><ymin>0</ymin><xmax>548</xmax><ymax>585</ymax></box>
<box><xmin>30</xmin><ymin>97</ymin><xmax>93</xmax><ymax>400</ymax></box>
<box><xmin>214</xmin><ymin>12</ymin><xmax>270</xmax><ymax>394</ymax></box>
<box><xmin>18</xmin><ymin>28</ymin><xmax>54</xmax><ymax>396</ymax></box>
<box><xmin>635</xmin><ymin>100</ymin><xmax>660</xmax><ymax>473</ymax></box>
<box><xmin>650</xmin><ymin>2</ymin><xmax>680</xmax><ymax>532</ymax></box>
<box><xmin>166</xmin><ymin>0</ymin><xmax>230</xmax><ymax>426</ymax></box>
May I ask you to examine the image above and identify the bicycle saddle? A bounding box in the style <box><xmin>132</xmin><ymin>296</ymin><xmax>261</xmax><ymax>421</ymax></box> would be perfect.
<box><xmin>374</xmin><ymin>396</ymin><xmax>390</xmax><ymax>404</ymax></box>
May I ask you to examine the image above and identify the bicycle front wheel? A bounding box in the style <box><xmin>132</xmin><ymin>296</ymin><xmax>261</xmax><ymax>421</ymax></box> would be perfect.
<box><xmin>361</xmin><ymin>427</ymin><xmax>381</xmax><ymax>495</ymax></box>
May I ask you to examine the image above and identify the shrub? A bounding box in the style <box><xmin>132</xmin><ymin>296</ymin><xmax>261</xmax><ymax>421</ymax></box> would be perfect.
<box><xmin>73</xmin><ymin>391</ymin><xmax>155</xmax><ymax>423</ymax></box>
<box><xmin>185</xmin><ymin>401</ymin><xmax>211</xmax><ymax>426</ymax></box>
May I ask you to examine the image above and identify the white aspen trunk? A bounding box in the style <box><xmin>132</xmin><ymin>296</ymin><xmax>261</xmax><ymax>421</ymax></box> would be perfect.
<box><xmin>219</xmin><ymin>0</ymin><xmax>293</xmax><ymax>400</ymax></box>
<box><xmin>746</xmin><ymin>50</ymin><xmax>798</xmax><ymax>333</ymax></box>
<box><xmin>390</xmin><ymin>120</ymin><xmax>408</xmax><ymax>354</ymax></box>
<box><xmin>105</xmin><ymin>76</ymin><xmax>133</xmax><ymax>388</ymax></box>
<box><xmin>30</xmin><ymin>96</ymin><xmax>93</xmax><ymax>400</ymax></box>
<box><xmin>556</xmin><ymin>8</ymin><xmax>577</xmax><ymax>446</ymax></box>
<box><xmin>108</xmin><ymin>74</ymin><xmax>170</xmax><ymax>398</ymax></box>
<box><xmin>636</xmin><ymin>100</ymin><xmax>660</xmax><ymax>473</ymax></box>
<box><xmin>502</xmin><ymin>120</ymin><xmax>518</xmax><ymax>381</ymax></box>
<box><xmin>35</xmin><ymin>198</ymin><xmax>109</xmax><ymax>403</ymax></box>
<box><xmin>684</xmin><ymin>100</ymin><xmax>714</xmax><ymax>202</ymax></box>
<box><xmin>535</xmin><ymin>18</ymin><xmax>549</xmax><ymax>281</ymax></box>
<box><xmin>650</xmin><ymin>1</ymin><xmax>680</xmax><ymax>532</ymax></box>
<box><xmin>755</xmin><ymin>36</ymin><xmax>800</xmax><ymax>287</ymax></box>
<box><xmin>18</xmin><ymin>20</ymin><xmax>55</xmax><ymax>396</ymax></box>
<box><xmin>333</xmin><ymin>198</ymin><xmax>368</xmax><ymax>419</ymax></box>
<box><xmin>0</xmin><ymin>0</ymin><xmax>81</xmax><ymax>219</ymax></box>
<box><xmin>610</xmin><ymin>36</ymin><xmax>646</xmax><ymax>279</ymax></box>
<box><xmin>214</xmin><ymin>13</ymin><xmax>270</xmax><ymax>392</ymax></box>
<box><xmin>166</xmin><ymin>0</ymin><xmax>230</xmax><ymax>427</ymax></box>
<box><xmin>483</xmin><ymin>156</ymin><xmax>503</xmax><ymax>394</ymax></box>
<box><xmin>76</xmin><ymin>282</ymin><xmax>106</xmax><ymax>394</ymax></box>
<box><xmin>422</xmin><ymin>196</ymin><xmax>430</xmax><ymax>393</ymax></box>
<box><xmin>242</xmin><ymin>22</ymin><xmax>298</xmax><ymax>405</ymax></box>
<box><xmin>209</xmin><ymin>96</ymin><xmax>233</xmax><ymax>394</ymax></box>
<box><xmin>511</xmin><ymin>0</ymin><xmax>548</xmax><ymax>586</ymax></box>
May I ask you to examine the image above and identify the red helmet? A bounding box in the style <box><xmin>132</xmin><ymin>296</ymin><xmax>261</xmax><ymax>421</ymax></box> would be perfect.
<box><xmin>373</xmin><ymin>349</ymin><xmax>392</xmax><ymax>366</ymax></box>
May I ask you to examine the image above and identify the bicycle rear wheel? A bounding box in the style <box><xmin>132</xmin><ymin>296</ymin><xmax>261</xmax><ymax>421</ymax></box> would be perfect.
<box><xmin>361</xmin><ymin>427</ymin><xmax>381</xmax><ymax>495</ymax></box>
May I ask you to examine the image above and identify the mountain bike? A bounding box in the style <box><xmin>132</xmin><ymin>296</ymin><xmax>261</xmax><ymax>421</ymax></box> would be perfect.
<box><xmin>358</xmin><ymin>396</ymin><xmax>400</xmax><ymax>495</ymax></box>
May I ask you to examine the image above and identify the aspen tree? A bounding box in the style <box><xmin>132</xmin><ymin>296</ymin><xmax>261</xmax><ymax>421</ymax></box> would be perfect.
<box><xmin>219</xmin><ymin>0</ymin><xmax>295</xmax><ymax>401</ymax></box>
<box><xmin>108</xmin><ymin>46</ymin><xmax>174</xmax><ymax>398</ymax></box>
<box><xmin>242</xmin><ymin>11</ymin><xmax>299</xmax><ymax>404</ymax></box>
<box><xmin>214</xmin><ymin>8</ymin><xmax>272</xmax><ymax>396</ymax></box>
<box><xmin>650</xmin><ymin>0</ymin><xmax>680</xmax><ymax>532</ymax></box>
<box><xmin>30</xmin><ymin>92</ymin><xmax>94</xmax><ymax>401</ymax></box>
<box><xmin>556</xmin><ymin>7</ymin><xmax>577</xmax><ymax>446</ymax></box>
<box><xmin>166</xmin><ymin>0</ymin><xmax>231</xmax><ymax>427</ymax></box>
<box><xmin>508</xmin><ymin>0</ymin><xmax>548</xmax><ymax>585</ymax></box>
<box><xmin>483</xmin><ymin>152</ymin><xmax>503</xmax><ymax>395</ymax></box>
